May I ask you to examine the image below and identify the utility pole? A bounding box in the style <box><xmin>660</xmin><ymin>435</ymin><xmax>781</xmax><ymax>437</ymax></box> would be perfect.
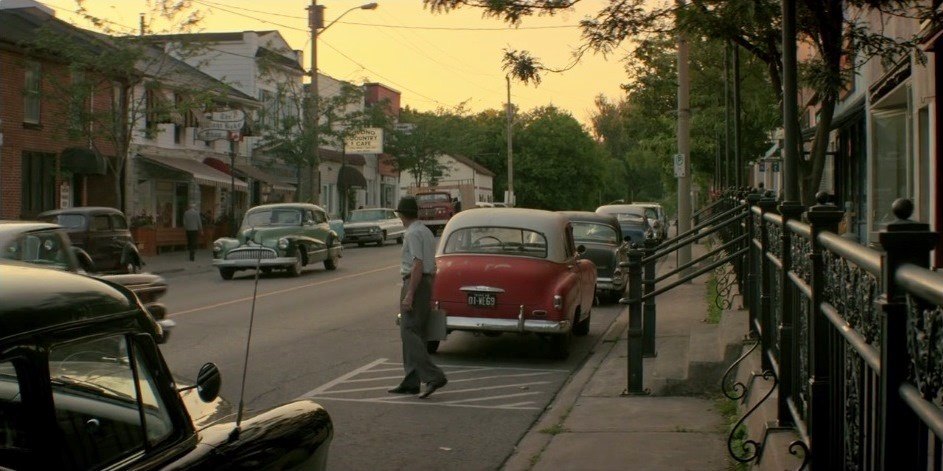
<box><xmin>506</xmin><ymin>76</ymin><xmax>514</xmax><ymax>207</ymax></box>
<box><xmin>676</xmin><ymin>9</ymin><xmax>692</xmax><ymax>277</ymax></box>
<box><xmin>139</xmin><ymin>14</ymin><xmax>145</xmax><ymax>36</ymax></box>
<box><xmin>307</xmin><ymin>0</ymin><xmax>322</xmax><ymax>204</ymax></box>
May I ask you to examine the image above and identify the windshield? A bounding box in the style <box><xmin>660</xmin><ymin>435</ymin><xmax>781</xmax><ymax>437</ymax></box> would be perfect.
<box><xmin>417</xmin><ymin>193</ymin><xmax>450</xmax><ymax>203</ymax></box>
<box><xmin>241</xmin><ymin>208</ymin><xmax>303</xmax><ymax>229</ymax></box>
<box><xmin>39</xmin><ymin>214</ymin><xmax>85</xmax><ymax>229</ymax></box>
<box><xmin>349</xmin><ymin>209</ymin><xmax>387</xmax><ymax>222</ymax></box>
<box><xmin>443</xmin><ymin>227</ymin><xmax>548</xmax><ymax>258</ymax></box>
<box><xmin>572</xmin><ymin>222</ymin><xmax>619</xmax><ymax>245</ymax></box>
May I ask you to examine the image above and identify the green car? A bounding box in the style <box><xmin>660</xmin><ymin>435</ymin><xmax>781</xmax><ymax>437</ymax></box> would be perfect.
<box><xmin>212</xmin><ymin>203</ymin><xmax>343</xmax><ymax>280</ymax></box>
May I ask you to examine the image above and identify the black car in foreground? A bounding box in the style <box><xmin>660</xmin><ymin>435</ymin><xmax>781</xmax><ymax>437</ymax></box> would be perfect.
<box><xmin>38</xmin><ymin>206</ymin><xmax>142</xmax><ymax>274</ymax></box>
<box><xmin>560</xmin><ymin>211</ymin><xmax>629</xmax><ymax>303</ymax></box>
<box><xmin>0</xmin><ymin>262</ymin><xmax>333</xmax><ymax>470</ymax></box>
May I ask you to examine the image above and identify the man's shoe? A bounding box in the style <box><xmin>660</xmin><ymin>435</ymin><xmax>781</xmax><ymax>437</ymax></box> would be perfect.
<box><xmin>419</xmin><ymin>378</ymin><xmax>448</xmax><ymax>399</ymax></box>
<box><xmin>387</xmin><ymin>385</ymin><xmax>420</xmax><ymax>394</ymax></box>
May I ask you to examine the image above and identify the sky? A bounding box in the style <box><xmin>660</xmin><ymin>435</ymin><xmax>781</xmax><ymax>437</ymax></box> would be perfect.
<box><xmin>35</xmin><ymin>0</ymin><xmax>632</xmax><ymax>127</ymax></box>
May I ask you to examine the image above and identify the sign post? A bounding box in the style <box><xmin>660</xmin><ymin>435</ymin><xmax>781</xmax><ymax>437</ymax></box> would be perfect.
<box><xmin>197</xmin><ymin>110</ymin><xmax>245</xmax><ymax>234</ymax></box>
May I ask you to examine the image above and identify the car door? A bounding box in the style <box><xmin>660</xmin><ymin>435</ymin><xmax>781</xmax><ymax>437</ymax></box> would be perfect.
<box><xmin>87</xmin><ymin>213</ymin><xmax>117</xmax><ymax>271</ymax></box>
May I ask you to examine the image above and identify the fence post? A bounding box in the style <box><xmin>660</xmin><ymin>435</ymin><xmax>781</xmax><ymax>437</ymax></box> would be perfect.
<box><xmin>757</xmin><ymin>197</ymin><xmax>777</xmax><ymax>372</ymax></box>
<box><xmin>805</xmin><ymin>192</ymin><xmax>843</xmax><ymax>469</ymax></box>
<box><xmin>623</xmin><ymin>246</ymin><xmax>646</xmax><ymax>395</ymax></box>
<box><xmin>642</xmin><ymin>238</ymin><xmax>658</xmax><ymax>357</ymax></box>
<box><xmin>744</xmin><ymin>192</ymin><xmax>761</xmax><ymax>319</ymax></box>
<box><xmin>776</xmin><ymin>201</ymin><xmax>804</xmax><ymax>426</ymax></box>
<box><xmin>877</xmin><ymin>199</ymin><xmax>938</xmax><ymax>468</ymax></box>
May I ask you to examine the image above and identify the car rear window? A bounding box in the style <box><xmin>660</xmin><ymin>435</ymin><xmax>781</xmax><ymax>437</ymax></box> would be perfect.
<box><xmin>443</xmin><ymin>227</ymin><xmax>548</xmax><ymax>258</ymax></box>
<box><xmin>41</xmin><ymin>214</ymin><xmax>85</xmax><ymax>229</ymax></box>
<box><xmin>572</xmin><ymin>222</ymin><xmax>619</xmax><ymax>244</ymax></box>
<box><xmin>417</xmin><ymin>193</ymin><xmax>450</xmax><ymax>203</ymax></box>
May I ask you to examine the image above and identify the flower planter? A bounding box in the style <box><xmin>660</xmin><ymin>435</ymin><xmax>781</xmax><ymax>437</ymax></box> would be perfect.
<box><xmin>131</xmin><ymin>227</ymin><xmax>158</xmax><ymax>257</ymax></box>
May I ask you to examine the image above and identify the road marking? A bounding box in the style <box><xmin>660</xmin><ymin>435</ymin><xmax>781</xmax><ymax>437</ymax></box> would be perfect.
<box><xmin>301</xmin><ymin>359</ymin><xmax>567</xmax><ymax>411</ymax></box>
<box><xmin>170</xmin><ymin>265</ymin><xmax>399</xmax><ymax>317</ymax></box>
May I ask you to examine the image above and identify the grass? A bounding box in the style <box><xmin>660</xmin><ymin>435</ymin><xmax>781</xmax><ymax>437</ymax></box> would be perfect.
<box><xmin>705</xmin><ymin>273</ymin><xmax>723</xmax><ymax>324</ymax></box>
<box><xmin>539</xmin><ymin>423</ymin><xmax>568</xmax><ymax>435</ymax></box>
<box><xmin>716</xmin><ymin>397</ymin><xmax>749</xmax><ymax>471</ymax></box>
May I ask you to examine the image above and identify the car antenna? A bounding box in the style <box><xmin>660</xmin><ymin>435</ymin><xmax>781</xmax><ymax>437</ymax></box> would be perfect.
<box><xmin>229</xmin><ymin>226</ymin><xmax>263</xmax><ymax>442</ymax></box>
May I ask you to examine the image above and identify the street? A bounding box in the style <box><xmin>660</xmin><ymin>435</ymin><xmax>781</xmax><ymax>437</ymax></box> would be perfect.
<box><xmin>158</xmin><ymin>242</ymin><xmax>622</xmax><ymax>470</ymax></box>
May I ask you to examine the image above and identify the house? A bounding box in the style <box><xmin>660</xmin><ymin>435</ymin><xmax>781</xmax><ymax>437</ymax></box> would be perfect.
<box><xmin>399</xmin><ymin>153</ymin><xmax>496</xmax><ymax>206</ymax></box>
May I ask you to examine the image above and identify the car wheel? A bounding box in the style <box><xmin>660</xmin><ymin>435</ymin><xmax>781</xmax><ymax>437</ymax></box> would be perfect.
<box><xmin>357</xmin><ymin>242</ymin><xmax>366</xmax><ymax>247</ymax></box>
<box><xmin>426</xmin><ymin>340</ymin><xmax>440</xmax><ymax>354</ymax></box>
<box><xmin>260</xmin><ymin>267</ymin><xmax>273</xmax><ymax>275</ymax></box>
<box><xmin>397</xmin><ymin>235</ymin><xmax>403</xmax><ymax>244</ymax></box>
<box><xmin>377</xmin><ymin>231</ymin><xmax>386</xmax><ymax>247</ymax></box>
<box><xmin>549</xmin><ymin>331</ymin><xmax>572</xmax><ymax>359</ymax></box>
<box><xmin>324</xmin><ymin>244</ymin><xmax>339</xmax><ymax>271</ymax></box>
<box><xmin>287</xmin><ymin>248</ymin><xmax>304</xmax><ymax>277</ymax></box>
<box><xmin>573</xmin><ymin>311</ymin><xmax>591</xmax><ymax>336</ymax></box>
<box><xmin>219</xmin><ymin>268</ymin><xmax>235</xmax><ymax>280</ymax></box>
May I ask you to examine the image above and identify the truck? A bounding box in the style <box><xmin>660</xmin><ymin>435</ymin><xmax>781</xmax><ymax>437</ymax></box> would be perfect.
<box><xmin>415</xmin><ymin>191</ymin><xmax>456</xmax><ymax>235</ymax></box>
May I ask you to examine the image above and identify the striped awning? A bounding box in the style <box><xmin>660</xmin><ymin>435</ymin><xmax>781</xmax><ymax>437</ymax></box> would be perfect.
<box><xmin>138</xmin><ymin>154</ymin><xmax>247</xmax><ymax>190</ymax></box>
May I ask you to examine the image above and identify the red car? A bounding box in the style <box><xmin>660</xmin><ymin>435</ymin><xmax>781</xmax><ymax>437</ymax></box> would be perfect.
<box><xmin>432</xmin><ymin>208</ymin><xmax>597</xmax><ymax>358</ymax></box>
<box><xmin>416</xmin><ymin>191</ymin><xmax>455</xmax><ymax>235</ymax></box>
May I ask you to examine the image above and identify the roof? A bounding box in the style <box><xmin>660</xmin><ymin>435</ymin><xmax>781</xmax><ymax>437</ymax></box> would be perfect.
<box><xmin>247</xmin><ymin>203</ymin><xmax>327</xmax><ymax>213</ymax></box>
<box><xmin>559</xmin><ymin>211</ymin><xmax>620</xmax><ymax>227</ymax></box>
<box><xmin>256</xmin><ymin>46</ymin><xmax>304</xmax><ymax>73</ymax></box>
<box><xmin>145</xmin><ymin>31</ymin><xmax>278</xmax><ymax>42</ymax></box>
<box><xmin>0</xmin><ymin>221</ymin><xmax>59</xmax><ymax>234</ymax></box>
<box><xmin>596</xmin><ymin>204</ymin><xmax>646</xmax><ymax>217</ymax></box>
<box><xmin>439</xmin><ymin>208</ymin><xmax>571</xmax><ymax>261</ymax></box>
<box><xmin>450</xmin><ymin>154</ymin><xmax>495</xmax><ymax>177</ymax></box>
<box><xmin>38</xmin><ymin>207</ymin><xmax>123</xmax><ymax>216</ymax></box>
<box><xmin>0</xmin><ymin>262</ymin><xmax>140</xmax><ymax>342</ymax></box>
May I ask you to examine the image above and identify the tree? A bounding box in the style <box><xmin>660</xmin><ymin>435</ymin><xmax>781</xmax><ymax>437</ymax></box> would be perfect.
<box><xmin>27</xmin><ymin>0</ymin><xmax>222</xmax><ymax>211</ymax></box>
<box><xmin>425</xmin><ymin>0</ymin><xmax>937</xmax><ymax>204</ymax></box>
<box><xmin>386</xmin><ymin>107</ymin><xmax>455</xmax><ymax>188</ymax></box>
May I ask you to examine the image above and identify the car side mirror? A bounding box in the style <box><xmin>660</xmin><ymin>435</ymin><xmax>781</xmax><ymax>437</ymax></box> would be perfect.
<box><xmin>156</xmin><ymin>319</ymin><xmax>175</xmax><ymax>344</ymax></box>
<box><xmin>576</xmin><ymin>244</ymin><xmax>586</xmax><ymax>255</ymax></box>
<box><xmin>195</xmin><ymin>363</ymin><xmax>221</xmax><ymax>403</ymax></box>
<box><xmin>71</xmin><ymin>247</ymin><xmax>95</xmax><ymax>273</ymax></box>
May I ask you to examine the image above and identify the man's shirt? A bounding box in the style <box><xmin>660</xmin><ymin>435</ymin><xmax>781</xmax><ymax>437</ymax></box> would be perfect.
<box><xmin>183</xmin><ymin>209</ymin><xmax>202</xmax><ymax>231</ymax></box>
<box><xmin>401</xmin><ymin>220</ymin><xmax>436</xmax><ymax>277</ymax></box>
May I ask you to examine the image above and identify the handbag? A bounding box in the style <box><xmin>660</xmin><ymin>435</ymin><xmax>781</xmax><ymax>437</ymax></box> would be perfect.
<box><xmin>425</xmin><ymin>309</ymin><xmax>448</xmax><ymax>341</ymax></box>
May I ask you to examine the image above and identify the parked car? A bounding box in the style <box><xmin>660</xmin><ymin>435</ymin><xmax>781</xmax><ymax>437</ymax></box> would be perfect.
<box><xmin>212</xmin><ymin>203</ymin><xmax>343</xmax><ymax>280</ymax></box>
<box><xmin>416</xmin><ymin>191</ymin><xmax>455</xmax><ymax>235</ymax></box>
<box><xmin>0</xmin><ymin>221</ymin><xmax>171</xmax><ymax>338</ymax></box>
<box><xmin>38</xmin><ymin>206</ymin><xmax>142</xmax><ymax>273</ymax></box>
<box><xmin>432</xmin><ymin>208</ymin><xmax>597</xmax><ymax>358</ymax></box>
<box><xmin>595</xmin><ymin>204</ymin><xmax>651</xmax><ymax>244</ymax></box>
<box><xmin>632</xmin><ymin>202</ymin><xmax>670</xmax><ymax>240</ymax></box>
<box><xmin>560</xmin><ymin>211</ymin><xmax>629</xmax><ymax>303</ymax></box>
<box><xmin>328</xmin><ymin>213</ymin><xmax>346</xmax><ymax>242</ymax></box>
<box><xmin>343</xmin><ymin>208</ymin><xmax>406</xmax><ymax>246</ymax></box>
<box><xmin>0</xmin><ymin>261</ymin><xmax>333</xmax><ymax>470</ymax></box>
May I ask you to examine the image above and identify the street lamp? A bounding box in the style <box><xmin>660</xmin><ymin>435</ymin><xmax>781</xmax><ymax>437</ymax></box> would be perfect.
<box><xmin>307</xmin><ymin>1</ymin><xmax>378</xmax><ymax>205</ymax></box>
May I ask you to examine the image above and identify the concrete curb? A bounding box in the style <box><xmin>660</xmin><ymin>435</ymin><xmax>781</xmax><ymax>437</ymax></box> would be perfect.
<box><xmin>501</xmin><ymin>306</ymin><xmax>630</xmax><ymax>471</ymax></box>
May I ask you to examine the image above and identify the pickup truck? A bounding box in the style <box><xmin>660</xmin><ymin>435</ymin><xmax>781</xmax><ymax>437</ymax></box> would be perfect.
<box><xmin>416</xmin><ymin>191</ymin><xmax>456</xmax><ymax>235</ymax></box>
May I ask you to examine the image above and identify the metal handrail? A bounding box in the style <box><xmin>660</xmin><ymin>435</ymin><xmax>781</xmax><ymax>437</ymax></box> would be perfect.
<box><xmin>646</xmin><ymin>210</ymin><xmax>747</xmax><ymax>263</ymax></box>
<box><xmin>641</xmin><ymin>247</ymin><xmax>748</xmax><ymax>301</ymax></box>
<box><xmin>653</xmin><ymin>233</ymin><xmax>746</xmax><ymax>284</ymax></box>
<box><xmin>896</xmin><ymin>263</ymin><xmax>943</xmax><ymax>306</ymax></box>
<box><xmin>661</xmin><ymin>201</ymin><xmax>747</xmax><ymax>247</ymax></box>
<box><xmin>817</xmin><ymin>231</ymin><xmax>882</xmax><ymax>276</ymax></box>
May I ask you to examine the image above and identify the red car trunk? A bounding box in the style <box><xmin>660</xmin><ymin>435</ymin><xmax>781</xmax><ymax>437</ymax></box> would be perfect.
<box><xmin>433</xmin><ymin>254</ymin><xmax>571</xmax><ymax>321</ymax></box>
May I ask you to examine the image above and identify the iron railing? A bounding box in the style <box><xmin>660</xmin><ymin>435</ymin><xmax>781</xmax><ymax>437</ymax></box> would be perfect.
<box><xmin>710</xmin><ymin>192</ymin><xmax>943</xmax><ymax>470</ymax></box>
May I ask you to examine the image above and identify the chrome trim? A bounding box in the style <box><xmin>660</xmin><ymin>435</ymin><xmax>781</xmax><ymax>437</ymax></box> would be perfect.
<box><xmin>460</xmin><ymin>286</ymin><xmax>506</xmax><ymax>293</ymax></box>
<box><xmin>446</xmin><ymin>316</ymin><xmax>571</xmax><ymax>334</ymax></box>
<box><xmin>212</xmin><ymin>257</ymin><xmax>299</xmax><ymax>268</ymax></box>
<box><xmin>517</xmin><ymin>305</ymin><xmax>524</xmax><ymax>332</ymax></box>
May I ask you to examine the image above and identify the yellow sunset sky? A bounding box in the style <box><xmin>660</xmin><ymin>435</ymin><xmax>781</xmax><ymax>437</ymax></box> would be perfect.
<box><xmin>37</xmin><ymin>0</ymin><xmax>632</xmax><ymax>126</ymax></box>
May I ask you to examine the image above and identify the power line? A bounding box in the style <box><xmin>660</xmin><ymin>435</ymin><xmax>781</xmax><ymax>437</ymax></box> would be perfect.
<box><xmin>191</xmin><ymin>0</ymin><xmax>308</xmax><ymax>32</ymax></box>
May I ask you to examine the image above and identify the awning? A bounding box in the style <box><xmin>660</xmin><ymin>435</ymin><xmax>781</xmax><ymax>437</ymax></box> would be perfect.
<box><xmin>138</xmin><ymin>154</ymin><xmax>247</xmax><ymax>190</ymax></box>
<box><xmin>61</xmin><ymin>147</ymin><xmax>107</xmax><ymax>175</ymax></box>
<box><xmin>233</xmin><ymin>163</ymin><xmax>296</xmax><ymax>192</ymax></box>
<box><xmin>338</xmin><ymin>165</ymin><xmax>367</xmax><ymax>189</ymax></box>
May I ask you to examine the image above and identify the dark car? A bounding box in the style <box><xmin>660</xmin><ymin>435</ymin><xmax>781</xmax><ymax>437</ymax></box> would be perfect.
<box><xmin>0</xmin><ymin>261</ymin><xmax>333</xmax><ymax>470</ymax></box>
<box><xmin>38</xmin><ymin>206</ymin><xmax>142</xmax><ymax>274</ymax></box>
<box><xmin>0</xmin><ymin>221</ymin><xmax>170</xmax><ymax>332</ymax></box>
<box><xmin>561</xmin><ymin>211</ymin><xmax>629</xmax><ymax>303</ymax></box>
<box><xmin>595</xmin><ymin>204</ymin><xmax>651</xmax><ymax>245</ymax></box>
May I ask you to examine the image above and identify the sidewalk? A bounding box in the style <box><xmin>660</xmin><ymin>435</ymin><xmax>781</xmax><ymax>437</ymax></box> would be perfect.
<box><xmin>140</xmin><ymin>248</ymin><xmax>216</xmax><ymax>277</ymax></box>
<box><xmin>503</xmin><ymin>245</ymin><xmax>735</xmax><ymax>471</ymax></box>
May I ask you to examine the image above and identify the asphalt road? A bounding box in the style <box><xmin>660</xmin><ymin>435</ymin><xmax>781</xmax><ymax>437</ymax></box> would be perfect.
<box><xmin>158</xmin><ymin>242</ymin><xmax>622</xmax><ymax>470</ymax></box>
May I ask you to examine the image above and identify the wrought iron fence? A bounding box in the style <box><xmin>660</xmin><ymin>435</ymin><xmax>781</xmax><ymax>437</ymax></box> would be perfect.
<box><xmin>715</xmin><ymin>191</ymin><xmax>943</xmax><ymax>470</ymax></box>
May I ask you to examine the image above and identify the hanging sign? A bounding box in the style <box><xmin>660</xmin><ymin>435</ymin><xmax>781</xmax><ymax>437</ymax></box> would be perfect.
<box><xmin>345</xmin><ymin>128</ymin><xmax>384</xmax><ymax>154</ymax></box>
<box><xmin>198</xmin><ymin>109</ymin><xmax>246</xmax><ymax>141</ymax></box>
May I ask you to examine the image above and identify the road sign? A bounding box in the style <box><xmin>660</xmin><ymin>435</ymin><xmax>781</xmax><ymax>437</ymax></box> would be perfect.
<box><xmin>345</xmin><ymin>128</ymin><xmax>384</xmax><ymax>154</ymax></box>
<box><xmin>394</xmin><ymin>123</ymin><xmax>416</xmax><ymax>134</ymax></box>
<box><xmin>673</xmin><ymin>153</ymin><xmax>687</xmax><ymax>178</ymax></box>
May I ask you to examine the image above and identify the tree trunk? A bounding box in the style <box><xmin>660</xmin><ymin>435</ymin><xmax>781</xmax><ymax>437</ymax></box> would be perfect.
<box><xmin>801</xmin><ymin>95</ymin><xmax>836</xmax><ymax>205</ymax></box>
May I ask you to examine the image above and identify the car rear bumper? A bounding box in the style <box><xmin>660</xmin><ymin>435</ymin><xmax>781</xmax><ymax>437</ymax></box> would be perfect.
<box><xmin>595</xmin><ymin>277</ymin><xmax>625</xmax><ymax>291</ymax></box>
<box><xmin>446</xmin><ymin>315</ymin><xmax>571</xmax><ymax>334</ymax></box>
<box><xmin>343</xmin><ymin>233</ymin><xmax>382</xmax><ymax>243</ymax></box>
<box><xmin>213</xmin><ymin>257</ymin><xmax>297</xmax><ymax>268</ymax></box>
<box><xmin>419</xmin><ymin>219</ymin><xmax>448</xmax><ymax>227</ymax></box>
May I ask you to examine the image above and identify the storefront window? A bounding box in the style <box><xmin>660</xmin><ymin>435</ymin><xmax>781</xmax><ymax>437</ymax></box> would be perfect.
<box><xmin>872</xmin><ymin>108</ymin><xmax>912</xmax><ymax>229</ymax></box>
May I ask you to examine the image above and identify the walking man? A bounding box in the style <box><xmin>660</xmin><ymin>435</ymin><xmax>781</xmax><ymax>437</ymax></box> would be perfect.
<box><xmin>183</xmin><ymin>203</ymin><xmax>203</xmax><ymax>262</ymax></box>
<box><xmin>389</xmin><ymin>195</ymin><xmax>448</xmax><ymax>399</ymax></box>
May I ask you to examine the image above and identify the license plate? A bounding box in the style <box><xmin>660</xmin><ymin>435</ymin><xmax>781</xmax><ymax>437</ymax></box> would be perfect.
<box><xmin>467</xmin><ymin>292</ymin><xmax>496</xmax><ymax>308</ymax></box>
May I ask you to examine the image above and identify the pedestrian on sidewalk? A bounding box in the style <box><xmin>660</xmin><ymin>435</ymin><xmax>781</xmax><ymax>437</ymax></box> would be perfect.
<box><xmin>183</xmin><ymin>203</ymin><xmax>203</xmax><ymax>262</ymax></box>
<box><xmin>389</xmin><ymin>195</ymin><xmax>448</xmax><ymax>399</ymax></box>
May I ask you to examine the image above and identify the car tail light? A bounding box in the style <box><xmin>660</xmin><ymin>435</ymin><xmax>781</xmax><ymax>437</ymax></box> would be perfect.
<box><xmin>553</xmin><ymin>295</ymin><xmax>563</xmax><ymax>310</ymax></box>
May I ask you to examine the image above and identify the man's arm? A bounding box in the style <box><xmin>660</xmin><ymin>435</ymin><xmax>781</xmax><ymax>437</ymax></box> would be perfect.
<box><xmin>402</xmin><ymin>257</ymin><xmax>423</xmax><ymax>312</ymax></box>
